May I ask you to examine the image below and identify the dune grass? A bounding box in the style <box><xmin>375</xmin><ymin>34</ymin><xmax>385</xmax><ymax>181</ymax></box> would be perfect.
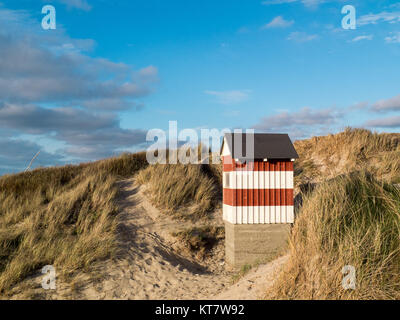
<box><xmin>272</xmin><ymin>129</ymin><xmax>400</xmax><ymax>299</ymax></box>
<box><xmin>294</xmin><ymin>128</ymin><xmax>400</xmax><ymax>185</ymax></box>
<box><xmin>267</xmin><ymin>171</ymin><xmax>400</xmax><ymax>299</ymax></box>
<box><xmin>136</xmin><ymin>161</ymin><xmax>222</xmax><ymax>220</ymax></box>
<box><xmin>0</xmin><ymin>152</ymin><xmax>147</xmax><ymax>295</ymax></box>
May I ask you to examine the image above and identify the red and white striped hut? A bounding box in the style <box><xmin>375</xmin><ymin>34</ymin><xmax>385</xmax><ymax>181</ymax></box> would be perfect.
<box><xmin>221</xmin><ymin>133</ymin><xmax>299</xmax><ymax>225</ymax></box>
<box><xmin>221</xmin><ymin>133</ymin><xmax>299</xmax><ymax>269</ymax></box>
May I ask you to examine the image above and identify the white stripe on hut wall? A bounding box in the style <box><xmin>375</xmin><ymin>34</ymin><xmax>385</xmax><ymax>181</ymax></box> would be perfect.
<box><xmin>223</xmin><ymin>171</ymin><xmax>294</xmax><ymax>189</ymax></box>
<box><xmin>223</xmin><ymin>204</ymin><xmax>294</xmax><ymax>224</ymax></box>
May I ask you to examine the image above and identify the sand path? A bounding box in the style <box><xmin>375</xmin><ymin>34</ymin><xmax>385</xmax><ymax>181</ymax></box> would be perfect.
<box><xmin>213</xmin><ymin>255</ymin><xmax>289</xmax><ymax>300</ymax></box>
<box><xmin>80</xmin><ymin>178</ymin><xmax>231</xmax><ymax>299</ymax></box>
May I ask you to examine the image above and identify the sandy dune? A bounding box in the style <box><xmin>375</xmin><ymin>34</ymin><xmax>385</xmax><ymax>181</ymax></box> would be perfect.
<box><xmin>9</xmin><ymin>178</ymin><xmax>287</xmax><ymax>300</ymax></box>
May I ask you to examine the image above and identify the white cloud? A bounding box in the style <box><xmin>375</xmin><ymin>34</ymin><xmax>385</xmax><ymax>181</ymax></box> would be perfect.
<box><xmin>349</xmin><ymin>93</ymin><xmax>400</xmax><ymax>113</ymax></box>
<box><xmin>365</xmin><ymin>116</ymin><xmax>400</xmax><ymax>128</ymax></box>
<box><xmin>252</xmin><ymin>107</ymin><xmax>343</xmax><ymax>139</ymax></box>
<box><xmin>262</xmin><ymin>0</ymin><xmax>326</xmax><ymax>8</ymax></box>
<box><xmin>0</xmin><ymin>6</ymin><xmax>155</xmax><ymax>168</ymax></box>
<box><xmin>287</xmin><ymin>31</ymin><xmax>318</xmax><ymax>42</ymax></box>
<box><xmin>351</xmin><ymin>35</ymin><xmax>373</xmax><ymax>42</ymax></box>
<box><xmin>205</xmin><ymin>90</ymin><xmax>251</xmax><ymax>105</ymax></box>
<box><xmin>56</xmin><ymin>0</ymin><xmax>92</xmax><ymax>11</ymax></box>
<box><xmin>358</xmin><ymin>11</ymin><xmax>400</xmax><ymax>26</ymax></box>
<box><xmin>262</xmin><ymin>0</ymin><xmax>297</xmax><ymax>4</ymax></box>
<box><xmin>301</xmin><ymin>0</ymin><xmax>326</xmax><ymax>6</ymax></box>
<box><xmin>254</xmin><ymin>107</ymin><xmax>340</xmax><ymax>128</ymax></box>
<box><xmin>262</xmin><ymin>16</ymin><xmax>294</xmax><ymax>29</ymax></box>
<box><xmin>385</xmin><ymin>32</ymin><xmax>400</xmax><ymax>43</ymax></box>
<box><xmin>371</xmin><ymin>94</ymin><xmax>400</xmax><ymax>112</ymax></box>
<box><xmin>0</xmin><ymin>10</ymin><xmax>158</xmax><ymax>106</ymax></box>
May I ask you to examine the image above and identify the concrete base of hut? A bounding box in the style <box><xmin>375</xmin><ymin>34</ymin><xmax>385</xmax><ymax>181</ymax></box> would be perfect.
<box><xmin>225</xmin><ymin>222</ymin><xmax>291</xmax><ymax>270</ymax></box>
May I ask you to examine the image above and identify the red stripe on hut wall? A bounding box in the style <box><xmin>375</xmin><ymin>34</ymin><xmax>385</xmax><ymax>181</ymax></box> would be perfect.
<box><xmin>222</xmin><ymin>157</ymin><xmax>294</xmax><ymax>172</ymax></box>
<box><xmin>223</xmin><ymin>189</ymin><xmax>294</xmax><ymax>206</ymax></box>
<box><xmin>254</xmin><ymin>162</ymin><xmax>259</xmax><ymax>206</ymax></box>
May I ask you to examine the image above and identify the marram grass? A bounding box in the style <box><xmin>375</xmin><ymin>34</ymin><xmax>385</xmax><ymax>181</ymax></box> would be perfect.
<box><xmin>267</xmin><ymin>171</ymin><xmax>400</xmax><ymax>300</ymax></box>
<box><xmin>0</xmin><ymin>152</ymin><xmax>148</xmax><ymax>295</ymax></box>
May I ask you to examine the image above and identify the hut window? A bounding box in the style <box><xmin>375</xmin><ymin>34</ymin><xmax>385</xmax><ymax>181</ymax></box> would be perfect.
<box><xmin>224</xmin><ymin>172</ymin><xmax>230</xmax><ymax>188</ymax></box>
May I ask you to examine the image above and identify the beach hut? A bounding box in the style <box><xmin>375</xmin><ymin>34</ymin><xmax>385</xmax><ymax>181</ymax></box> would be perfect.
<box><xmin>220</xmin><ymin>133</ymin><xmax>299</xmax><ymax>269</ymax></box>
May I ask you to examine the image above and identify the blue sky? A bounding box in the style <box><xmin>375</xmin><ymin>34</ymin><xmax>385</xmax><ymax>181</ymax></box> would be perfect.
<box><xmin>0</xmin><ymin>0</ymin><xmax>400</xmax><ymax>174</ymax></box>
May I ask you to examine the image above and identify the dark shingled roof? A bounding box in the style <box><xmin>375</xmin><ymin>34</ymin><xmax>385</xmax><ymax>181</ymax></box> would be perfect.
<box><xmin>221</xmin><ymin>133</ymin><xmax>299</xmax><ymax>160</ymax></box>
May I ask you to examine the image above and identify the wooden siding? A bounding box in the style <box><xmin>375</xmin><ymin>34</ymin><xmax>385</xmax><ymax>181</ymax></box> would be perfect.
<box><xmin>223</xmin><ymin>204</ymin><xmax>294</xmax><ymax>224</ymax></box>
<box><xmin>222</xmin><ymin>157</ymin><xmax>294</xmax><ymax>224</ymax></box>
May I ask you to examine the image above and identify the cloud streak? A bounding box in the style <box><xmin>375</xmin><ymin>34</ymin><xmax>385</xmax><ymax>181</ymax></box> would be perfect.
<box><xmin>358</xmin><ymin>11</ymin><xmax>400</xmax><ymax>26</ymax></box>
<box><xmin>352</xmin><ymin>35</ymin><xmax>373</xmax><ymax>42</ymax></box>
<box><xmin>385</xmin><ymin>32</ymin><xmax>400</xmax><ymax>43</ymax></box>
<box><xmin>287</xmin><ymin>31</ymin><xmax>318</xmax><ymax>42</ymax></box>
<box><xmin>262</xmin><ymin>0</ymin><xmax>326</xmax><ymax>8</ymax></box>
<box><xmin>365</xmin><ymin>116</ymin><xmax>400</xmax><ymax>128</ymax></box>
<box><xmin>205</xmin><ymin>90</ymin><xmax>251</xmax><ymax>105</ymax></box>
<box><xmin>253</xmin><ymin>107</ymin><xmax>343</xmax><ymax>139</ymax></box>
<box><xmin>51</xmin><ymin>0</ymin><xmax>92</xmax><ymax>11</ymax></box>
<box><xmin>262</xmin><ymin>16</ymin><xmax>294</xmax><ymax>29</ymax></box>
<box><xmin>371</xmin><ymin>94</ymin><xmax>400</xmax><ymax>112</ymax></box>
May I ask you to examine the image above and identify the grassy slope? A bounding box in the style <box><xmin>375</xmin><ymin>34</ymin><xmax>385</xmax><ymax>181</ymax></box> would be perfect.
<box><xmin>268</xmin><ymin>172</ymin><xmax>400</xmax><ymax>299</ymax></box>
<box><xmin>135</xmin><ymin>151</ymin><xmax>223</xmax><ymax>258</ymax></box>
<box><xmin>0</xmin><ymin>149</ymin><xmax>222</xmax><ymax>295</ymax></box>
<box><xmin>0</xmin><ymin>152</ymin><xmax>148</xmax><ymax>295</ymax></box>
<box><xmin>136</xmin><ymin>160</ymin><xmax>222</xmax><ymax>220</ymax></box>
<box><xmin>268</xmin><ymin>129</ymin><xmax>400</xmax><ymax>299</ymax></box>
<box><xmin>294</xmin><ymin>127</ymin><xmax>400</xmax><ymax>185</ymax></box>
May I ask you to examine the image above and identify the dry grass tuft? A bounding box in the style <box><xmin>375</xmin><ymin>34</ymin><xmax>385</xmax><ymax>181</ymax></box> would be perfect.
<box><xmin>172</xmin><ymin>226</ymin><xmax>224</xmax><ymax>260</ymax></box>
<box><xmin>136</xmin><ymin>161</ymin><xmax>222</xmax><ymax>220</ymax></box>
<box><xmin>0</xmin><ymin>152</ymin><xmax>148</xmax><ymax>295</ymax></box>
<box><xmin>267</xmin><ymin>171</ymin><xmax>400</xmax><ymax>299</ymax></box>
